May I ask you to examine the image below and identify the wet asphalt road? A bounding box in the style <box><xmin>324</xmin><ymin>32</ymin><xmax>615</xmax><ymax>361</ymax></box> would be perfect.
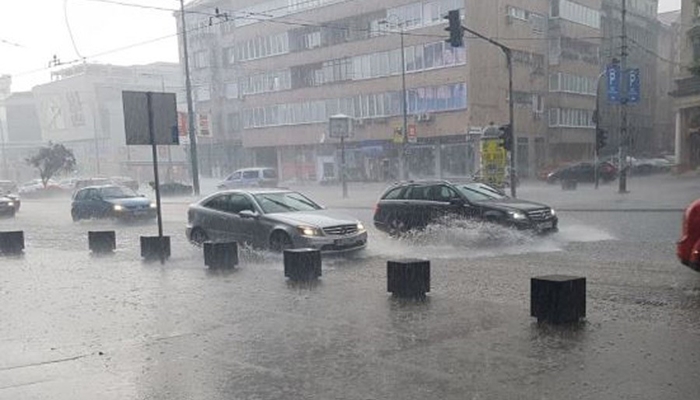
<box><xmin>0</xmin><ymin>189</ymin><xmax>699</xmax><ymax>400</ymax></box>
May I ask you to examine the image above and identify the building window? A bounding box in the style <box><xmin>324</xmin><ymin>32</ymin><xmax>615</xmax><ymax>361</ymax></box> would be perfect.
<box><xmin>195</xmin><ymin>86</ymin><xmax>211</xmax><ymax>102</ymax></box>
<box><xmin>225</xmin><ymin>82</ymin><xmax>239</xmax><ymax>99</ymax></box>
<box><xmin>548</xmin><ymin>107</ymin><xmax>595</xmax><ymax>128</ymax></box>
<box><xmin>507</xmin><ymin>5</ymin><xmax>528</xmax><ymax>21</ymax></box>
<box><xmin>553</xmin><ymin>0</ymin><xmax>600</xmax><ymax>29</ymax></box>
<box><xmin>192</xmin><ymin>51</ymin><xmax>209</xmax><ymax>69</ymax></box>
<box><xmin>548</xmin><ymin>72</ymin><xmax>596</xmax><ymax>95</ymax></box>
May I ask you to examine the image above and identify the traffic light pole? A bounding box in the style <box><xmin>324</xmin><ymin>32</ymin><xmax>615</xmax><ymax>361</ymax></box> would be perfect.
<box><xmin>594</xmin><ymin>70</ymin><xmax>606</xmax><ymax>190</ymax></box>
<box><xmin>459</xmin><ymin>25</ymin><xmax>516</xmax><ymax>197</ymax></box>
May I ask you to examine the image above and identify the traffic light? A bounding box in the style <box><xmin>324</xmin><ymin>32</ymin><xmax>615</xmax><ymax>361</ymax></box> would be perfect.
<box><xmin>498</xmin><ymin>124</ymin><xmax>513</xmax><ymax>152</ymax></box>
<box><xmin>596</xmin><ymin>128</ymin><xmax>607</xmax><ymax>152</ymax></box>
<box><xmin>444</xmin><ymin>10</ymin><xmax>463</xmax><ymax>48</ymax></box>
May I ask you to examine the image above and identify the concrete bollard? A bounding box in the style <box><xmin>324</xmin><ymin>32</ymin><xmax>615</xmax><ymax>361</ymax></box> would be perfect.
<box><xmin>531</xmin><ymin>275</ymin><xmax>586</xmax><ymax>324</ymax></box>
<box><xmin>387</xmin><ymin>259</ymin><xmax>430</xmax><ymax>298</ymax></box>
<box><xmin>88</xmin><ymin>231</ymin><xmax>116</xmax><ymax>253</ymax></box>
<box><xmin>140</xmin><ymin>236</ymin><xmax>171</xmax><ymax>261</ymax></box>
<box><xmin>0</xmin><ymin>231</ymin><xmax>24</xmax><ymax>255</ymax></box>
<box><xmin>561</xmin><ymin>179</ymin><xmax>577</xmax><ymax>191</ymax></box>
<box><xmin>203</xmin><ymin>241</ymin><xmax>239</xmax><ymax>269</ymax></box>
<box><xmin>283</xmin><ymin>248</ymin><xmax>321</xmax><ymax>281</ymax></box>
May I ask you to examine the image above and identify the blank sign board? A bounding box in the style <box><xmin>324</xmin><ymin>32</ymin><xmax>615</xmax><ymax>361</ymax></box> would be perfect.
<box><xmin>122</xmin><ymin>91</ymin><xmax>179</xmax><ymax>145</ymax></box>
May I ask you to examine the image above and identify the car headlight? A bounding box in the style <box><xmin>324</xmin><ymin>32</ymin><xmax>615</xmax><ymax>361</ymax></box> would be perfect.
<box><xmin>297</xmin><ymin>225</ymin><xmax>323</xmax><ymax>237</ymax></box>
<box><xmin>507</xmin><ymin>211</ymin><xmax>527</xmax><ymax>220</ymax></box>
<box><xmin>550</xmin><ymin>208</ymin><xmax>556</xmax><ymax>217</ymax></box>
<box><xmin>357</xmin><ymin>222</ymin><xmax>365</xmax><ymax>231</ymax></box>
<box><xmin>150</xmin><ymin>202</ymin><xmax>157</xmax><ymax>209</ymax></box>
<box><xmin>113</xmin><ymin>205</ymin><xmax>123</xmax><ymax>211</ymax></box>
<box><xmin>6</xmin><ymin>202</ymin><xmax>13</xmax><ymax>207</ymax></box>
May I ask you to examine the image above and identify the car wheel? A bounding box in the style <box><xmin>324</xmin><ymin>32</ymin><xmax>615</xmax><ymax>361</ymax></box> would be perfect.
<box><xmin>388</xmin><ymin>218</ymin><xmax>408</xmax><ymax>237</ymax></box>
<box><xmin>189</xmin><ymin>228</ymin><xmax>209</xmax><ymax>246</ymax></box>
<box><xmin>71</xmin><ymin>209</ymin><xmax>81</xmax><ymax>222</ymax></box>
<box><xmin>269</xmin><ymin>231</ymin><xmax>293</xmax><ymax>252</ymax></box>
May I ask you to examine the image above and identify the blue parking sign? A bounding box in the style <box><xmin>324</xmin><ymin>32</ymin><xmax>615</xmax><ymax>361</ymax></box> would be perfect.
<box><xmin>628</xmin><ymin>68</ymin><xmax>640</xmax><ymax>104</ymax></box>
<box><xmin>606</xmin><ymin>64</ymin><xmax>620</xmax><ymax>103</ymax></box>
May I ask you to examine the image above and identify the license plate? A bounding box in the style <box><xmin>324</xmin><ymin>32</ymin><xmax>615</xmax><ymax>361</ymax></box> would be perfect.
<box><xmin>334</xmin><ymin>237</ymin><xmax>357</xmax><ymax>247</ymax></box>
<box><xmin>537</xmin><ymin>221</ymin><xmax>554</xmax><ymax>230</ymax></box>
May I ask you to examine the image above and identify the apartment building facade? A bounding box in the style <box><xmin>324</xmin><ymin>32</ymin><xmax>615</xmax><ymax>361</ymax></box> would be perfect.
<box><xmin>179</xmin><ymin>0</ymin><xmax>666</xmax><ymax>182</ymax></box>
<box><xmin>671</xmin><ymin>0</ymin><xmax>700</xmax><ymax>170</ymax></box>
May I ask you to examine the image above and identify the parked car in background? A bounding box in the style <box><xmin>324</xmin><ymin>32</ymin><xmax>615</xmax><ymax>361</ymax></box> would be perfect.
<box><xmin>0</xmin><ymin>194</ymin><xmax>17</xmax><ymax>217</ymax></box>
<box><xmin>373</xmin><ymin>180</ymin><xmax>558</xmax><ymax>235</ymax></box>
<box><xmin>19</xmin><ymin>179</ymin><xmax>61</xmax><ymax>197</ymax></box>
<box><xmin>71</xmin><ymin>185</ymin><xmax>156</xmax><ymax>222</ymax></box>
<box><xmin>546</xmin><ymin>161</ymin><xmax>617</xmax><ymax>184</ymax></box>
<box><xmin>186</xmin><ymin>188</ymin><xmax>367</xmax><ymax>253</ymax></box>
<box><xmin>677</xmin><ymin>199</ymin><xmax>700</xmax><ymax>272</ymax></box>
<box><xmin>217</xmin><ymin>168</ymin><xmax>278</xmax><ymax>190</ymax></box>
<box><xmin>0</xmin><ymin>180</ymin><xmax>20</xmax><ymax>212</ymax></box>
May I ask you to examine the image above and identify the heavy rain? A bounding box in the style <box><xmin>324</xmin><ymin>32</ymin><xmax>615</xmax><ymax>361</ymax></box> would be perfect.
<box><xmin>1</xmin><ymin>0</ymin><xmax>699</xmax><ymax>399</ymax></box>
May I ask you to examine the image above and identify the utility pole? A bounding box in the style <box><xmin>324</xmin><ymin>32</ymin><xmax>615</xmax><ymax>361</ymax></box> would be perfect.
<box><xmin>0</xmin><ymin>118</ymin><xmax>7</xmax><ymax>180</ymax></box>
<box><xmin>594</xmin><ymin>70</ymin><xmax>606</xmax><ymax>189</ymax></box>
<box><xmin>179</xmin><ymin>0</ymin><xmax>200</xmax><ymax>195</ymax></box>
<box><xmin>618</xmin><ymin>0</ymin><xmax>629</xmax><ymax>194</ymax></box>
<box><xmin>381</xmin><ymin>18</ymin><xmax>408</xmax><ymax>181</ymax></box>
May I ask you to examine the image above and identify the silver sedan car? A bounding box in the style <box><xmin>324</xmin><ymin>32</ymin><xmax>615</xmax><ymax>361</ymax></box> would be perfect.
<box><xmin>186</xmin><ymin>188</ymin><xmax>368</xmax><ymax>253</ymax></box>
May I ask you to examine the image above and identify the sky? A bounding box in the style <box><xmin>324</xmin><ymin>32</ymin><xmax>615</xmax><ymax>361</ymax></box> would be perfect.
<box><xmin>0</xmin><ymin>0</ymin><xmax>685</xmax><ymax>92</ymax></box>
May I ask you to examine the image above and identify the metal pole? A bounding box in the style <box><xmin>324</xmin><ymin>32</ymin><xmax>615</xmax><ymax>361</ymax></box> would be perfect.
<box><xmin>0</xmin><ymin>118</ymin><xmax>7</xmax><ymax>180</ymax></box>
<box><xmin>618</xmin><ymin>0</ymin><xmax>629</xmax><ymax>194</ymax></box>
<box><xmin>147</xmin><ymin>92</ymin><xmax>165</xmax><ymax>264</ymax></box>
<box><xmin>400</xmin><ymin>26</ymin><xmax>408</xmax><ymax>181</ymax></box>
<box><xmin>92</xmin><ymin>102</ymin><xmax>101</xmax><ymax>175</ymax></box>
<box><xmin>506</xmin><ymin>49</ymin><xmax>516</xmax><ymax>198</ymax></box>
<box><xmin>179</xmin><ymin>0</ymin><xmax>200</xmax><ymax>195</ymax></box>
<box><xmin>341</xmin><ymin>135</ymin><xmax>347</xmax><ymax>198</ymax></box>
<box><xmin>594</xmin><ymin>70</ymin><xmax>606</xmax><ymax>189</ymax></box>
<box><xmin>459</xmin><ymin>24</ymin><xmax>516</xmax><ymax>197</ymax></box>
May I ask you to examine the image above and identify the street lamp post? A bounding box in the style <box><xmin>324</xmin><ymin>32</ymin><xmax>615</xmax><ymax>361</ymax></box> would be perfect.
<box><xmin>380</xmin><ymin>17</ymin><xmax>408</xmax><ymax>181</ymax></box>
<box><xmin>0</xmin><ymin>117</ymin><xmax>7</xmax><ymax>180</ymax></box>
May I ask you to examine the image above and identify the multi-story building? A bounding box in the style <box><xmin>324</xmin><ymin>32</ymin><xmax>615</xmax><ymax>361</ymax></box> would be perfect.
<box><xmin>671</xmin><ymin>0</ymin><xmax>700</xmax><ymax>170</ymax></box>
<box><xmin>657</xmin><ymin>9</ymin><xmax>682</xmax><ymax>155</ymax></box>
<box><xmin>178</xmin><ymin>0</ymin><xmax>670</xmax><ymax>182</ymax></box>
<box><xmin>31</xmin><ymin>62</ymin><xmax>188</xmax><ymax>182</ymax></box>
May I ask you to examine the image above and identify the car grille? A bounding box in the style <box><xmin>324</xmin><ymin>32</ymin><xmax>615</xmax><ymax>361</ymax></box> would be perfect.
<box><xmin>323</xmin><ymin>224</ymin><xmax>358</xmax><ymax>236</ymax></box>
<box><xmin>527</xmin><ymin>209</ymin><xmax>552</xmax><ymax>221</ymax></box>
<box><xmin>125</xmin><ymin>204</ymin><xmax>150</xmax><ymax>210</ymax></box>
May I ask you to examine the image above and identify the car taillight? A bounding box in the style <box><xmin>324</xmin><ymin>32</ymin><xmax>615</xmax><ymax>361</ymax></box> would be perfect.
<box><xmin>373</xmin><ymin>203</ymin><xmax>380</xmax><ymax>216</ymax></box>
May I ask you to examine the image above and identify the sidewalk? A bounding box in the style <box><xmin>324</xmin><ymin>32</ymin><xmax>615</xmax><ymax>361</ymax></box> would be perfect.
<box><xmin>167</xmin><ymin>174</ymin><xmax>699</xmax><ymax>212</ymax></box>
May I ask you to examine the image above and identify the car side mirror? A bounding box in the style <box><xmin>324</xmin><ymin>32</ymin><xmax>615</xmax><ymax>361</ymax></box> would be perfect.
<box><xmin>239</xmin><ymin>210</ymin><xmax>259</xmax><ymax>219</ymax></box>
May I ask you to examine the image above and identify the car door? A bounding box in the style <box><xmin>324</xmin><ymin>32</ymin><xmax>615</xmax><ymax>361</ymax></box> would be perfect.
<box><xmin>224</xmin><ymin>171</ymin><xmax>242</xmax><ymax>188</ymax></box>
<box><xmin>81</xmin><ymin>188</ymin><xmax>103</xmax><ymax>218</ymax></box>
<box><xmin>402</xmin><ymin>185</ymin><xmax>432</xmax><ymax>229</ymax></box>
<box><xmin>241</xmin><ymin>170</ymin><xmax>260</xmax><ymax>187</ymax></box>
<box><xmin>202</xmin><ymin>193</ymin><xmax>259</xmax><ymax>244</ymax></box>
<box><xmin>427</xmin><ymin>184</ymin><xmax>468</xmax><ymax>222</ymax></box>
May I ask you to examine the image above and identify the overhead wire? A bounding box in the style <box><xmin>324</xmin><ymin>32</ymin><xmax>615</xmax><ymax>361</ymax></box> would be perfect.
<box><xmin>64</xmin><ymin>0</ymin><xmax>85</xmax><ymax>59</ymax></box>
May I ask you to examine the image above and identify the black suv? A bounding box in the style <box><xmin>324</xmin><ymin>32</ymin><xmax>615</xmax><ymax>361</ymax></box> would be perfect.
<box><xmin>373</xmin><ymin>181</ymin><xmax>557</xmax><ymax>234</ymax></box>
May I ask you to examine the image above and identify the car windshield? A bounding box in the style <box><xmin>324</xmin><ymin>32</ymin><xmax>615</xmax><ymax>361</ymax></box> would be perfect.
<box><xmin>456</xmin><ymin>183</ymin><xmax>507</xmax><ymax>202</ymax></box>
<box><xmin>99</xmin><ymin>186</ymin><xmax>138</xmax><ymax>198</ymax></box>
<box><xmin>254</xmin><ymin>192</ymin><xmax>322</xmax><ymax>213</ymax></box>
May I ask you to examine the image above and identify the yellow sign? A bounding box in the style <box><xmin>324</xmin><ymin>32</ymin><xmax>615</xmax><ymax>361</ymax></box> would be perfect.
<box><xmin>481</xmin><ymin>138</ymin><xmax>507</xmax><ymax>187</ymax></box>
<box><xmin>392</xmin><ymin>126</ymin><xmax>403</xmax><ymax>144</ymax></box>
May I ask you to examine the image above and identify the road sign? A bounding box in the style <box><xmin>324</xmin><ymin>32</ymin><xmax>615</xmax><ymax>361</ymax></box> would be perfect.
<box><xmin>606</xmin><ymin>64</ymin><xmax>620</xmax><ymax>103</ymax></box>
<box><xmin>197</xmin><ymin>114</ymin><xmax>211</xmax><ymax>137</ymax></box>
<box><xmin>123</xmin><ymin>91</ymin><xmax>179</xmax><ymax>145</ymax></box>
<box><xmin>407</xmin><ymin>124</ymin><xmax>417</xmax><ymax>144</ymax></box>
<box><xmin>628</xmin><ymin>68</ymin><xmax>640</xmax><ymax>104</ymax></box>
<box><xmin>392</xmin><ymin>126</ymin><xmax>403</xmax><ymax>144</ymax></box>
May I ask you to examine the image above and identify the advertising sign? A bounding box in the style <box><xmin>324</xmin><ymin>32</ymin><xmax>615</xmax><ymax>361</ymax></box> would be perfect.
<box><xmin>628</xmin><ymin>68</ymin><xmax>640</xmax><ymax>104</ymax></box>
<box><xmin>480</xmin><ymin>138</ymin><xmax>507</xmax><ymax>187</ymax></box>
<box><xmin>606</xmin><ymin>64</ymin><xmax>620</xmax><ymax>103</ymax></box>
<box><xmin>407</xmin><ymin>124</ymin><xmax>417</xmax><ymax>144</ymax></box>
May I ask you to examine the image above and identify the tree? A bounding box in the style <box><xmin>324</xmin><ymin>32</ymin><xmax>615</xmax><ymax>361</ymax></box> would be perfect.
<box><xmin>26</xmin><ymin>142</ymin><xmax>76</xmax><ymax>187</ymax></box>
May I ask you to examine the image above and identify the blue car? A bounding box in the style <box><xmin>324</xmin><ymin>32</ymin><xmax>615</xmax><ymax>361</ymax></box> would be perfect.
<box><xmin>71</xmin><ymin>185</ymin><xmax>156</xmax><ymax>222</ymax></box>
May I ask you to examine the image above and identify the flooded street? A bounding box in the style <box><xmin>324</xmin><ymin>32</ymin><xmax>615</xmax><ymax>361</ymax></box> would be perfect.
<box><xmin>1</xmin><ymin>179</ymin><xmax>698</xmax><ymax>399</ymax></box>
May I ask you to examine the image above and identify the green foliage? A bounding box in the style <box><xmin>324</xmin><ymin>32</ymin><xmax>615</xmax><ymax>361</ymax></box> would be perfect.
<box><xmin>26</xmin><ymin>142</ymin><xmax>77</xmax><ymax>187</ymax></box>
